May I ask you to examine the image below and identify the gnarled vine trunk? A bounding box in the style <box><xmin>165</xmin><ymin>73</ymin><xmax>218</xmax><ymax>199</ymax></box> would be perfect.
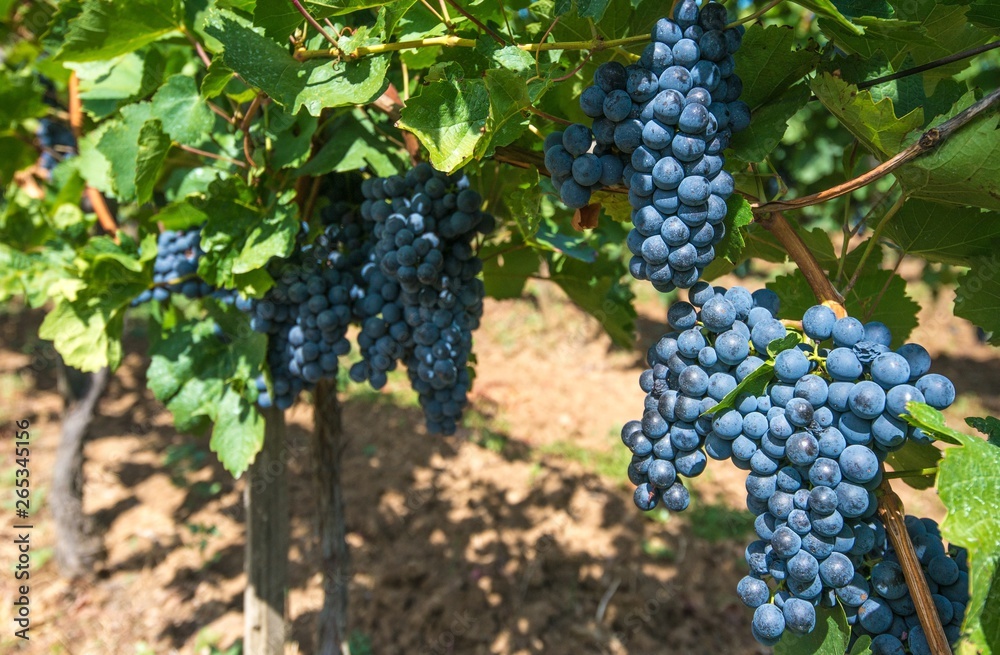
<box><xmin>51</xmin><ymin>363</ymin><xmax>108</xmax><ymax>578</ymax></box>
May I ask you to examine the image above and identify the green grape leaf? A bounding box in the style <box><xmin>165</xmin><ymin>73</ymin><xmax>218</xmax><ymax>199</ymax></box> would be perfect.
<box><xmin>204</xmin><ymin>11</ymin><xmax>390</xmax><ymax>116</ymax></box>
<box><xmin>210</xmin><ymin>385</ymin><xmax>266</xmax><ymax>477</ymax></box>
<box><xmin>882</xmin><ymin>199</ymin><xmax>1000</xmax><ymax>267</ymax></box>
<box><xmin>847</xmin><ymin>635</ymin><xmax>873</xmax><ymax>655</ymax></box>
<box><xmin>736</xmin><ymin>25</ymin><xmax>821</xmax><ymax>109</ymax></box>
<box><xmin>398</xmin><ymin>77</ymin><xmax>489</xmax><ymax>173</ymax></box>
<box><xmin>38</xmin><ymin>237</ymin><xmax>150</xmax><ymax>372</ymax></box>
<box><xmin>832</xmin><ymin>51</ymin><xmax>926</xmax><ymax>119</ymax></box>
<box><xmin>730</xmin><ymin>82</ymin><xmax>812</xmax><ymax>163</ymax></box>
<box><xmin>967</xmin><ymin>416</ymin><xmax>1000</xmax><ymax>448</ymax></box>
<box><xmin>883</xmin><ymin>438</ymin><xmax>941</xmax><ymax>490</ymax></box>
<box><xmin>0</xmin><ymin>71</ymin><xmax>46</xmax><ymax>129</ymax></box>
<box><xmin>791</xmin><ymin>0</ymin><xmax>863</xmax><ymax>34</ymax></box>
<box><xmin>149</xmin><ymin>311</ymin><xmax>267</xmax><ymax>476</ymax></box>
<box><xmin>774</xmin><ymin>604</ymin><xmax>851</xmax><ymax>655</ymax></box>
<box><xmin>475</xmin><ymin>69</ymin><xmax>531</xmax><ymax>159</ymax></box>
<box><xmin>832</xmin><ymin>0</ymin><xmax>893</xmax><ymax>18</ymax></box>
<box><xmin>553</xmin><ymin>0</ymin><xmax>612</xmax><ymax>21</ymax></box>
<box><xmin>193</xmin><ymin>179</ymin><xmax>299</xmax><ymax>286</ymax></box>
<box><xmin>767</xmin><ymin>333</ymin><xmax>802</xmax><ymax>358</ymax></box>
<box><xmin>96</xmin><ymin>102</ymin><xmax>153</xmax><ymax>202</ymax></box>
<box><xmin>57</xmin><ymin>0</ymin><xmax>181</xmax><ymax>62</ymax></box>
<box><xmin>895</xmin><ymin>92</ymin><xmax>1000</xmax><ymax>211</ymax></box>
<box><xmin>151</xmin><ymin>74</ymin><xmax>216</xmax><ymax>146</ymax></box>
<box><xmin>297</xmin><ymin>113</ymin><xmax>403</xmax><ymax>178</ymax></box>
<box><xmin>135</xmin><ymin>119</ymin><xmax>171</xmax><ymax>205</ymax></box>
<box><xmin>705</xmin><ymin>363</ymin><xmax>774</xmax><ymax>416</ymax></box>
<box><xmin>955</xmin><ymin>256</ymin><xmax>1000</xmax><ymax>347</ymax></box>
<box><xmin>708</xmin><ymin>196</ymin><xmax>755</xmax><ymax>269</ymax></box>
<box><xmin>811</xmin><ymin>74</ymin><xmax>923</xmax><ymax>159</ymax></box>
<box><xmin>549</xmin><ymin>255</ymin><xmax>636</xmax><ymax>348</ymax></box>
<box><xmin>253</xmin><ymin>0</ymin><xmax>334</xmax><ymax>41</ymax></box>
<box><xmin>480</xmin><ymin>242</ymin><xmax>541</xmax><ymax>300</ymax></box>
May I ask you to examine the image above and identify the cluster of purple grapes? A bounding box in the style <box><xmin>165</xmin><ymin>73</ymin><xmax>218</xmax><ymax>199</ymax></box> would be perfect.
<box><xmin>543</xmin><ymin>0</ymin><xmax>747</xmax><ymax>292</ymax></box>
<box><xmin>352</xmin><ymin>164</ymin><xmax>494</xmax><ymax>434</ymax></box>
<box><xmin>624</xmin><ymin>284</ymin><xmax>782</xmax><ymax>513</ymax></box>
<box><xmin>36</xmin><ymin>118</ymin><xmax>76</xmax><ymax>172</ymax></box>
<box><xmin>133</xmin><ymin>229</ymin><xmax>216</xmax><ymax>305</ymax></box>
<box><xmin>622</xmin><ymin>285</ymin><xmax>963</xmax><ymax>647</ymax></box>
<box><xmin>247</xmin><ymin>219</ymin><xmax>360</xmax><ymax>410</ymax></box>
<box><xmin>850</xmin><ymin>517</ymin><xmax>969</xmax><ymax>655</ymax></box>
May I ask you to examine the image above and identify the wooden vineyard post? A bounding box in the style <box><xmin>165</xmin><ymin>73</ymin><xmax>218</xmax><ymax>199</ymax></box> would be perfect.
<box><xmin>244</xmin><ymin>407</ymin><xmax>290</xmax><ymax>655</ymax></box>
<box><xmin>313</xmin><ymin>380</ymin><xmax>351</xmax><ymax>655</ymax></box>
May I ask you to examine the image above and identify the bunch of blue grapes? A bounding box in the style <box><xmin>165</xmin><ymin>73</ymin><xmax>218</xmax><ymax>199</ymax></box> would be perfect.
<box><xmin>133</xmin><ymin>229</ymin><xmax>216</xmax><ymax>305</ymax></box>
<box><xmin>624</xmin><ymin>283</ymin><xmax>783</xmax><ymax>513</ymax></box>
<box><xmin>543</xmin><ymin>0</ymin><xmax>748</xmax><ymax>292</ymax></box>
<box><xmin>352</xmin><ymin>164</ymin><xmax>494</xmax><ymax>434</ymax></box>
<box><xmin>847</xmin><ymin>517</ymin><xmax>969</xmax><ymax>655</ymax></box>
<box><xmin>727</xmin><ymin>306</ymin><xmax>954</xmax><ymax>646</ymax></box>
<box><xmin>248</xmin><ymin>216</ymin><xmax>362</xmax><ymax>410</ymax></box>
<box><xmin>36</xmin><ymin>117</ymin><xmax>76</xmax><ymax>172</ymax></box>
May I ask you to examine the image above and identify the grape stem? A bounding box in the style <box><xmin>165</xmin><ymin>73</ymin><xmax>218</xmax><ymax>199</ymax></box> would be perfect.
<box><xmin>753</xmin><ymin>86</ymin><xmax>1000</xmax><ymax>213</ymax></box>
<box><xmin>754</xmin><ymin>212</ymin><xmax>847</xmax><ymax>314</ymax></box>
<box><xmin>877</xmin><ymin>481</ymin><xmax>953</xmax><ymax>655</ymax></box>
<box><xmin>297</xmin><ymin>33</ymin><xmax>652</xmax><ymax>60</ymax></box>
<box><xmin>883</xmin><ymin>467</ymin><xmax>938</xmax><ymax>479</ymax></box>
<box><xmin>288</xmin><ymin>0</ymin><xmax>345</xmax><ymax>55</ymax></box>
<box><xmin>68</xmin><ymin>72</ymin><xmax>119</xmax><ymax>244</ymax></box>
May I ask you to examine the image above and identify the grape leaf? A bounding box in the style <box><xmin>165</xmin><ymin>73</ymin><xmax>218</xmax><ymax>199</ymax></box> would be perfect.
<box><xmin>204</xmin><ymin>11</ymin><xmax>391</xmax><ymax>116</ymax></box>
<box><xmin>954</xmin><ymin>256</ymin><xmax>1000</xmax><ymax>347</ymax></box>
<box><xmin>791</xmin><ymin>0</ymin><xmax>863</xmax><ymax>35</ymax></box>
<box><xmin>549</xmin><ymin>255</ymin><xmax>636</xmax><ymax>348</ymax></box>
<box><xmin>883</xmin><ymin>438</ymin><xmax>941</xmax><ymax>490</ymax></box>
<box><xmin>811</xmin><ymin>74</ymin><xmax>922</xmax><ymax>159</ymax></box>
<box><xmin>57</xmin><ymin>0</ymin><xmax>181</xmax><ymax>62</ymax></box>
<box><xmin>553</xmin><ymin>0</ymin><xmax>612</xmax><ymax>21</ymax></box>
<box><xmin>151</xmin><ymin>74</ymin><xmax>215</xmax><ymax>147</ymax></box>
<box><xmin>907</xmin><ymin>404</ymin><xmax>1000</xmax><ymax>654</ymax></box>
<box><xmin>767</xmin><ymin>333</ymin><xmax>802</xmax><ymax>358</ymax></box>
<box><xmin>832</xmin><ymin>0</ymin><xmax>892</xmax><ymax>18</ymax></box>
<box><xmin>882</xmin><ymin>199</ymin><xmax>1000</xmax><ymax>267</ymax></box>
<box><xmin>774</xmin><ymin>604</ymin><xmax>851</xmax><ymax>655</ymax></box>
<box><xmin>730</xmin><ymin>82</ymin><xmax>811</xmax><ymax>163</ymax></box>
<box><xmin>895</xmin><ymin>92</ymin><xmax>1000</xmax><ymax>212</ymax></box>
<box><xmin>0</xmin><ymin>71</ymin><xmax>46</xmax><ymax>129</ymax></box>
<box><xmin>96</xmin><ymin>102</ymin><xmax>153</xmax><ymax>202</ymax></box>
<box><xmin>297</xmin><ymin>112</ymin><xmax>404</xmax><ymax>178</ymax></box>
<box><xmin>967</xmin><ymin>416</ymin><xmax>1000</xmax><ymax>447</ymax></box>
<box><xmin>211</xmin><ymin>385</ymin><xmax>266</xmax><ymax>477</ymax></box>
<box><xmin>705</xmin><ymin>363</ymin><xmax>774</xmax><ymax>416</ymax></box>
<box><xmin>710</xmin><ymin>195</ymin><xmax>755</xmax><ymax>268</ymax></box>
<box><xmin>135</xmin><ymin>119</ymin><xmax>171</xmax><ymax>205</ymax></box>
<box><xmin>475</xmin><ymin>69</ymin><xmax>531</xmax><ymax>159</ymax></box>
<box><xmin>480</xmin><ymin>241</ymin><xmax>541</xmax><ymax>300</ymax></box>
<box><xmin>736</xmin><ymin>25</ymin><xmax>821</xmax><ymax>109</ymax></box>
<box><xmin>398</xmin><ymin>77</ymin><xmax>489</xmax><ymax>173</ymax></box>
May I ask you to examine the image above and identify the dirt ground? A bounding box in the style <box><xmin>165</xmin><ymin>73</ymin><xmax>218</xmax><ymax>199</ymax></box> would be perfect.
<box><xmin>0</xmin><ymin>268</ymin><xmax>996</xmax><ymax>655</ymax></box>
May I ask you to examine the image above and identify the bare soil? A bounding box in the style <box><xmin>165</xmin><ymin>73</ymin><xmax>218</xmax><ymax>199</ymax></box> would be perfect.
<box><xmin>0</xmin><ymin>272</ymin><xmax>996</xmax><ymax>655</ymax></box>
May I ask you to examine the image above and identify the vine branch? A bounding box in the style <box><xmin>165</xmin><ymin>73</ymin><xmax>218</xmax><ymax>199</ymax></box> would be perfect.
<box><xmin>298</xmin><ymin>33</ymin><xmax>652</xmax><ymax>60</ymax></box>
<box><xmin>289</xmin><ymin>0</ymin><xmax>344</xmax><ymax>55</ymax></box>
<box><xmin>754</xmin><ymin>86</ymin><xmax>1000</xmax><ymax>213</ymax></box>
<box><xmin>857</xmin><ymin>41</ymin><xmax>1000</xmax><ymax>91</ymax></box>
<box><xmin>68</xmin><ymin>72</ymin><xmax>118</xmax><ymax>244</ymax></box>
